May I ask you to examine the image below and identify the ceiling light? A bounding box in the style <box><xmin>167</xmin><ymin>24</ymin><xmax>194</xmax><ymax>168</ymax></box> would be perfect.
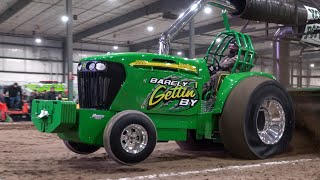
<box><xmin>113</xmin><ymin>46</ymin><xmax>119</xmax><ymax>50</ymax></box>
<box><xmin>177</xmin><ymin>51</ymin><xmax>182</xmax><ymax>56</ymax></box>
<box><xmin>216</xmin><ymin>38</ymin><xmax>221</xmax><ymax>43</ymax></box>
<box><xmin>147</xmin><ymin>26</ymin><xmax>154</xmax><ymax>32</ymax></box>
<box><xmin>61</xmin><ymin>15</ymin><xmax>69</xmax><ymax>22</ymax></box>
<box><xmin>310</xmin><ymin>64</ymin><xmax>315</xmax><ymax>68</ymax></box>
<box><xmin>204</xmin><ymin>7</ymin><xmax>212</xmax><ymax>14</ymax></box>
<box><xmin>35</xmin><ymin>38</ymin><xmax>42</xmax><ymax>44</ymax></box>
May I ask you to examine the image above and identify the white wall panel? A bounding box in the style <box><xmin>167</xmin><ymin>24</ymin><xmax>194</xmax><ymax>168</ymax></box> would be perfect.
<box><xmin>25</xmin><ymin>47</ymin><xmax>62</xmax><ymax>60</ymax></box>
<box><xmin>0</xmin><ymin>44</ymin><xmax>63</xmax><ymax>61</ymax></box>
<box><xmin>73</xmin><ymin>63</ymin><xmax>78</xmax><ymax>74</ymax></box>
<box><xmin>0</xmin><ymin>35</ymin><xmax>62</xmax><ymax>48</ymax></box>
<box><xmin>0</xmin><ymin>73</ymin><xmax>63</xmax><ymax>83</ymax></box>
<box><xmin>73</xmin><ymin>50</ymin><xmax>101</xmax><ymax>62</ymax></box>
<box><xmin>25</xmin><ymin>60</ymin><xmax>63</xmax><ymax>74</ymax></box>
<box><xmin>0</xmin><ymin>35</ymin><xmax>127</xmax><ymax>85</ymax></box>
<box><xmin>74</xmin><ymin>42</ymin><xmax>128</xmax><ymax>52</ymax></box>
<box><xmin>0</xmin><ymin>44</ymin><xmax>25</xmax><ymax>58</ymax></box>
<box><xmin>2</xmin><ymin>59</ymin><xmax>25</xmax><ymax>71</ymax></box>
<box><xmin>311</xmin><ymin>69</ymin><xmax>320</xmax><ymax>76</ymax></box>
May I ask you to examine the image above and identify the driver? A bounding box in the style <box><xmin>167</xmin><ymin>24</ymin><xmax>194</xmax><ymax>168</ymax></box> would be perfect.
<box><xmin>203</xmin><ymin>42</ymin><xmax>239</xmax><ymax>97</ymax></box>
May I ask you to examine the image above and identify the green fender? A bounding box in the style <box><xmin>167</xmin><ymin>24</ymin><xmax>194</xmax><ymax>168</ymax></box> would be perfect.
<box><xmin>212</xmin><ymin>72</ymin><xmax>275</xmax><ymax>114</ymax></box>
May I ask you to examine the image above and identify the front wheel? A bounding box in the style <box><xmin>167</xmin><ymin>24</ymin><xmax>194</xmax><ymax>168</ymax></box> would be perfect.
<box><xmin>104</xmin><ymin>110</ymin><xmax>157</xmax><ymax>165</ymax></box>
<box><xmin>220</xmin><ymin>77</ymin><xmax>294</xmax><ymax>159</ymax></box>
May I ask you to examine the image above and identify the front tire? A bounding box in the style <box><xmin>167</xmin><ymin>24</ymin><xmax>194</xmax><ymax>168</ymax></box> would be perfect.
<box><xmin>104</xmin><ymin>110</ymin><xmax>157</xmax><ymax>165</ymax></box>
<box><xmin>63</xmin><ymin>140</ymin><xmax>100</xmax><ymax>155</ymax></box>
<box><xmin>220</xmin><ymin>77</ymin><xmax>294</xmax><ymax>159</ymax></box>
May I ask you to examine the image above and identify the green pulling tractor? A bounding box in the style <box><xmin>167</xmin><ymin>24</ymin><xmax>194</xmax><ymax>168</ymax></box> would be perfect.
<box><xmin>30</xmin><ymin>0</ymin><xmax>308</xmax><ymax>165</ymax></box>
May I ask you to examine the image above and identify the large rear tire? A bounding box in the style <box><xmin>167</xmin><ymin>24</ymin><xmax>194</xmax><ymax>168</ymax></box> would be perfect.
<box><xmin>104</xmin><ymin>110</ymin><xmax>157</xmax><ymax>165</ymax></box>
<box><xmin>63</xmin><ymin>140</ymin><xmax>100</xmax><ymax>155</ymax></box>
<box><xmin>220</xmin><ymin>77</ymin><xmax>294</xmax><ymax>159</ymax></box>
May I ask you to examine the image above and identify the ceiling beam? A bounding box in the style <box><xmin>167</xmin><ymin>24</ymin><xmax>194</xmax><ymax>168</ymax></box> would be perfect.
<box><xmin>129</xmin><ymin>17</ymin><xmax>247</xmax><ymax>52</ymax></box>
<box><xmin>73</xmin><ymin>0</ymin><xmax>194</xmax><ymax>42</ymax></box>
<box><xmin>0</xmin><ymin>0</ymin><xmax>32</xmax><ymax>24</ymax></box>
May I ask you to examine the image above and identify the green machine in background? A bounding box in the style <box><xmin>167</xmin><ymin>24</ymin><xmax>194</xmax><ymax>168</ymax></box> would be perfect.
<box><xmin>31</xmin><ymin>0</ymin><xmax>295</xmax><ymax>165</ymax></box>
<box><xmin>25</xmin><ymin>81</ymin><xmax>66</xmax><ymax>93</ymax></box>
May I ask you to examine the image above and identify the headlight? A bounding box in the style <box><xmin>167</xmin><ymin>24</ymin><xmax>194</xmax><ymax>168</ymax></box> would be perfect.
<box><xmin>96</xmin><ymin>63</ymin><xmax>107</xmax><ymax>71</ymax></box>
<box><xmin>88</xmin><ymin>62</ymin><xmax>96</xmax><ymax>71</ymax></box>
<box><xmin>77</xmin><ymin>63</ymin><xmax>82</xmax><ymax>71</ymax></box>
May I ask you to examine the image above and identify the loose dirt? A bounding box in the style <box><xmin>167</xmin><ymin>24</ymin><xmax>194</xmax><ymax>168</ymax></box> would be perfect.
<box><xmin>0</xmin><ymin>122</ymin><xmax>319</xmax><ymax>180</ymax></box>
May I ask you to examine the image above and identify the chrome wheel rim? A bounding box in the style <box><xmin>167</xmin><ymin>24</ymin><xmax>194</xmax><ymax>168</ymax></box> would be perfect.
<box><xmin>256</xmin><ymin>99</ymin><xmax>286</xmax><ymax>145</ymax></box>
<box><xmin>121</xmin><ymin>124</ymin><xmax>148</xmax><ymax>154</ymax></box>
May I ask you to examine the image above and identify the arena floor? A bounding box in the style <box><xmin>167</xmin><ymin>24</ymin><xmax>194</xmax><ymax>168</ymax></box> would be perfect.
<box><xmin>0</xmin><ymin>122</ymin><xmax>319</xmax><ymax>180</ymax></box>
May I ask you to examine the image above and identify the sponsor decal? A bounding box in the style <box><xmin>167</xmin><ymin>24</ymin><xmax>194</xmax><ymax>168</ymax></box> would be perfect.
<box><xmin>301</xmin><ymin>23</ymin><xmax>320</xmax><ymax>45</ymax></box>
<box><xmin>91</xmin><ymin>114</ymin><xmax>105</xmax><ymax>120</ymax></box>
<box><xmin>144</xmin><ymin>76</ymin><xmax>199</xmax><ymax>111</ymax></box>
<box><xmin>304</xmin><ymin>5</ymin><xmax>320</xmax><ymax>21</ymax></box>
<box><xmin>130</xmin><ymin>60</ymin><xmax>197</xmax><ymax>74</ymax></box>
<box><xmin>300</xmin><ymin>6</ymin><xmax>320</xmax><ymax>45</ymax></box>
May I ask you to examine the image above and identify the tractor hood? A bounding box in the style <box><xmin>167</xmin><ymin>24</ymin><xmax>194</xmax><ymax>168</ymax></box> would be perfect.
<box><xmin>80</xmin><ymin>52</ymin><xmax>205</xmax><ymax>75</ymax></box>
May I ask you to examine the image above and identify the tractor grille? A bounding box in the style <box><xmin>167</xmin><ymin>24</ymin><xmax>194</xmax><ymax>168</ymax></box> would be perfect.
<box><xmin>77</xmin><ymin>62</ymin><xmax>126</xmax><ymax>109</ymax></box>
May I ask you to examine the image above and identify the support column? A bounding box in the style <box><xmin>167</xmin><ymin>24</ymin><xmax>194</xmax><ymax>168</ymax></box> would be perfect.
<box><xmin>290</xmin><ymin>61</ymin><xmax>294</xmax><ymax>87</ymax></box>
<box><xmin>306</xmin><ymin>64</ymin><xmax>311</xmax><ymax>88</ymax></box>
<box><xmin>189</xmin><ymin>19</ymin><xmax>195</xmax><ymax>59</ymax></box>
<box><xmin>273</xmin><ymin>40</ymin><xmax>290</xmax><ymax>87</ymax></box>
<box><xmin>62</xmin><ymin>41</ymin><xmax>66</xmax><ymax>83</ymax></box>
<box><xmin>66</xmin><ymin>0</ymin><xmax>73</xmax><ymax>100</ymax></box>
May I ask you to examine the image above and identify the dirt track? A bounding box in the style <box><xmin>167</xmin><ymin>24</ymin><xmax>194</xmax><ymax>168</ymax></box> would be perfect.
<box><xmin>0</xmin><ymin>122</ymin><xmax>319</xmax><ymax>180</ymax></box>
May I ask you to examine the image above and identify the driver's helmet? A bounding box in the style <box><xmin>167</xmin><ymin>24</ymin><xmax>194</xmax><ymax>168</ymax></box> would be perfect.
<box><xmin>228</xmin><ymin>41</ymin><xmax>239</xmax><ymax>51</ymax></box>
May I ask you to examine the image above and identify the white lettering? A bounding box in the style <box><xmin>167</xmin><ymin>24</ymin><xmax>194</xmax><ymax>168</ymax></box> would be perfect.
<box><xmin>158</xmin><ymin>79</ymin><xmax>164</xmax><ymax>84</ymax></box>
<box><xmin>182</xmin><ymin>82</ymin><xmax>188</xmax><ymax>86</ymax></box>
<box><xmin>164</xmin><ymin>80</ymin><xmax>171</xmax><ymax>85</ymax></box>
<box><xmin>171</xmin><ymin>81</ymin><xmax>178</xmax><ymax>86</ymax></box>
<box><xmin>179</xmin><ymin>99</ymin><xmax>189</xmax><ymax>106</ymax></box>
<box><xmin>190</xmin><ymin>99</ymin><xmax>198</xmax><ymax>107</ymax></box>
<box><xmin>150</xmin><ymin>78</ymin><xmax>158</xmax><ymax>84</ymax></box>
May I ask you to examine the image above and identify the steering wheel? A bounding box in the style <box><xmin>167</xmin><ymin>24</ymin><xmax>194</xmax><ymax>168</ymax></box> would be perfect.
<box><xmin>206</xmin><ymin>54</ymin><xmax>221</xmax><ymax>74</ymax></box>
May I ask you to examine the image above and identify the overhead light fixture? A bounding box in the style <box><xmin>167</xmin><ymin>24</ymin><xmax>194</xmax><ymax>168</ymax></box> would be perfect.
<box><xmin>204</xmin><ymin>7</ymin><xmax>212</xmax><ymax>14</ymax></box>
<box><xmin>177</xmin><ymin>51</ymin><xmax>182</xmax><ymax>56</ymax></box>
<box><xmin>35</xmin><ymin>38</ymin><xmax>42</xmax><ymax>44</ymax></box>
<box><xmin>113</xmin><ymin>46</ymin><xmax>119</xmax><ymax>50</ymax></box>
<box><xmin>61</xmin><ymin>15</ymin><xmax>69</xmax><ymax>22</ymax></box>
<box><xmin>147</xmin><ymin>26</ymin><xmax>154</xmax><ymax>32</ymax></box>
<box><xmin>216</xmin><ymin>38</ymin><xmax>222</xmax><ymax>43</ymax></box>
<box><xmin>310</xmin><ymin>64</ymin><xmax>315</xmax><ymax>68</ymax></box>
